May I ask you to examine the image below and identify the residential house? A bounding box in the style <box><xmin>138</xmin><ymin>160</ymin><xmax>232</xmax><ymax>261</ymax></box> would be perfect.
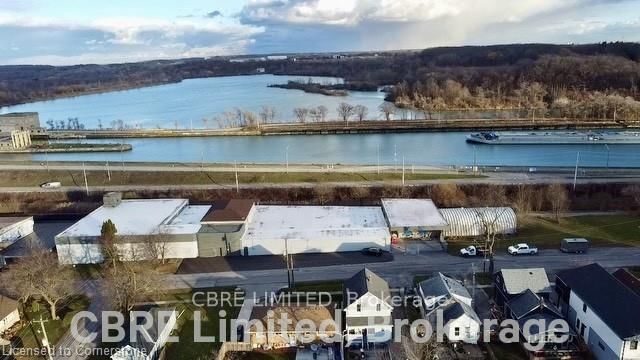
<box><xmin>417</xmin><ymin>273</ymin><xmax>481</xmax><ymax>344</ymax></box>
<box><xmin>111</xmin><ymin>307</ymin><xmax>177</xmax><ymax>360</ymax></box>
<box><xmin>0</xmin><ymin>294</ymin><xmax>20</xmax><ymax>334</ymax></box>
<box><xmin>494</xmin><ymin>268</ymin><xmax>552</xmax><ymax>309</ymax></box>
<box><xmin>555</xmin><ymin>263</ymin><xmax>640</xmax><ymax>360</ymax></box>
<box><xmin>343</xmin><ymin>268</ymin><xmax>393</xmax><ymax>347</ymax></box>
<box><xmin>506</xmin><ymin>289</ymin><xmax>576</xmax><ymax>351</ymax></box>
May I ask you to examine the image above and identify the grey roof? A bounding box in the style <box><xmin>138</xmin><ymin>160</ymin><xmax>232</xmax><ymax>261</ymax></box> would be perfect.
<box><xmin>499</xmin><ymin>268</ymin><xmax>551</xmax><ymax>295</ymax></box>
<box><xmin>557</xmin><ymin>263</ymin><xmax>640</xmax><ymax>340</ymax></box>
<box><xmin>418</xmin><ymin>273</ymin><xmax>471</xmax><ymax>301</ymax></box>
<box><xmin>442</xmin><ymin>300</ymin><xmax>480</xmax><ymax>324</ymax></box>
<box><xmin>508</xmin><ymin>289</ymin><xmax>562</xmax><ymax>320</ymax></box>
<box><xmin>344</xmin><ymin>268</ymin><xmax>390</xmax><ymax>305</ymax></box>
<box><xmin>517</xmin><ymin>312</ymin><xmax>574</xmax><ymax>337</ymax></box>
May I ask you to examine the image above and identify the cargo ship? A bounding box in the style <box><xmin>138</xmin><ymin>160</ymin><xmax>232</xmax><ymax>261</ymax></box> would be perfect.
<box><xmin>466</xmin><ymin>131</ymin><xmax>640</xmax><ymax>145</ymax></box>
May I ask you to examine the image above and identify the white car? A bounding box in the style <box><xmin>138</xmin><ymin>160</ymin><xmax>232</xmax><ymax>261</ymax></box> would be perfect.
<box><xmin>40</xmin><ymin>181</ymin><xmax>61</xmax><ymax>188</ymax></box>
<box><xmin>508</xmin><ymin>243</ymin><xmax>538</xmax><ymax>255</ymax></box>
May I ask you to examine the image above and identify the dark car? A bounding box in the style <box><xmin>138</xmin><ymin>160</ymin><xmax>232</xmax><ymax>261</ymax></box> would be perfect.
<box><xmin>361</xmin><ymin>247</ymin><xmax>384</xmax><ymax>256</ymax></box>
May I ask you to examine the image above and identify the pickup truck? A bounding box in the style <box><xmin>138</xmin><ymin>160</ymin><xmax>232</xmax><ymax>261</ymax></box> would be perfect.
<box><xmin>459</xmin><ymin>245</ymin><xmax>488</xmax><ymax>257</ymax></box>
<box><xmin>508</xmin><ymin>243</ymin><xmax>538</xmax><ymax>255</ymax></box>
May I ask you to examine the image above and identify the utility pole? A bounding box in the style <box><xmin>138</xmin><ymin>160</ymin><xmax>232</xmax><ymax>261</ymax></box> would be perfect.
<box><xmin>402</xmin><ymin>156</ymin><xmax>405</xmax><ymax>186</ymax></box>
<box><xmin>82</xmin><ymin>162</ymin><xmax>89</xmax><ymax>195</ymax></box>
<box><xmin>394</xmin><ymin>144</ymin><xmax>397</xmax><ymax>172</ymax></box>
<box><xmin>605</xmin><ymin>144</ymin><xmax>610</xmax><ymax>169</ymax></box>
<box><xmin>45</xmin><ymin>149</ymin><xmax>49</xmax><ymax>173</ymax></box>
<box><xmin>376</xmin><ymin>144</ymin><xmax>380</xmax><ymax>175</ymax></box>
<box><xmin>471</xmin><ymin>263</ymin><xmax>477</xmax><ymax>309</ymax></box>
<box><xmin>234</xmin><ymin>160</ymin><xmax>239</xmax><ymax>193</ymax></box>
<box><xmin>34</xmin><ymin>316</ymin><xmax>53</xmax><ymax>360</ymax></box>
<box><xmin>106</xmin><ymin>161</ymin><xmax>111</xmax><ymax>181</ymax></box>
<box><xmin>473</xmin><ymin>145</ymin><xmax>477</xmax><ymax>174</ymax></box>
<box><xmin>285</xmin><ymin>145</ymin><xmax>289</xmax><ymax>174</ymax></box>
<box><xmin>121</xmin><ymin>139</ymin><xmax>125</xmax><ymax>172</ymax></box>
<box><xmin>573</xmin><ymin>151</ymin><xmax>580</xmax><ymax>191</ymax></box>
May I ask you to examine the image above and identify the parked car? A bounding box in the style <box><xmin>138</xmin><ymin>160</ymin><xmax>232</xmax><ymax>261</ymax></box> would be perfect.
<box><xmin>507</xmin><ymin>243</ymin><xmax>538</xmax><ymax>255</ymax></box>
<box><xmin>561</xmin><ymin>238</ymin><xmax>589</xmax><ymax>253</ymax></box>
<box><xmin>40</xmin><ymin>181</ymin><xmax>61</xmax><ymax>188</ymax></box>
<box><xmin>459</xmin><ymin>245</ymin><xmax>489</xmax><ymax>257</ymax></box>
<box><xmin>361</xmin><ymin>247</ymin><xmax>385</xmax><ymax>256</ymax></box>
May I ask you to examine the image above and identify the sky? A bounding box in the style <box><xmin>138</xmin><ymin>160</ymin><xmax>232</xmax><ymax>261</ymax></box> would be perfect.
<box><xmin>0</xmin><ymin>0</ymin><xmax>639</xmax><ymax>65</ymax></box>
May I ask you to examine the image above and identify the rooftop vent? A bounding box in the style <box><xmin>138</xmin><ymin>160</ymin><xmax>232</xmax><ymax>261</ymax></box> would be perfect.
<box><xmin>103</xmin><ymin>192</ymin><xmax>122</xmax><ymax>207</ymax></box>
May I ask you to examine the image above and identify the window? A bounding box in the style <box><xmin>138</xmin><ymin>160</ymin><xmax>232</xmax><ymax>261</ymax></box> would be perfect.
<box><xmin>631</xmin><ymin>341</ymin><xmax>638</xmax><ymax>350</ymax></box>
<box><xmin>598</xmin><ymin>342</ymin><xmax>605</xmax><ymax>351</ymax></box>
<box><xmin>376</xmin><ymin>304</ymin><xmax>381</xmax><ymax>311</ymax></box>
<box><xmin>454</xmin><ymin>327</ymin><xmax>460</xmax><ymax>336</ymax></box>
<box><xmin>356</xmin><ymin>304</ymin><xmax>361</xmax><ymax>312</ymax></box>
<box><xmin>576</xmin><ymin>318</ymin><xmax>581</xmax><ymax>330</ymax></box>
<box><xmin>582</xmin><ymin>303</ymin><xmax>587</xmax><ymax>313</ymax></box>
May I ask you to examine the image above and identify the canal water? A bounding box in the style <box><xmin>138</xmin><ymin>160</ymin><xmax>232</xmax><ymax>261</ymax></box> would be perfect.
<box><xmin>1</xmin><ymin>74</ymin><xmax>639</xmax><ymax>167</ymax></box>
<box><xmin>2</xmin><ymin>133</ymin><xmax>638</xmax><ymax>168</ymax></box>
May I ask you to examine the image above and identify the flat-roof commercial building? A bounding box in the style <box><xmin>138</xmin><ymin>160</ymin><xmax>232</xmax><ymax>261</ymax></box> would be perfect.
<box><xmin>381</xmin><ymin>198</ymin><xmax>449</xmax><ymax>241</ymax></box>
<box><xmin>55</xmin><ymin>196</ymin><xmax>210</xmax><ymax>264</ymax></box>
<box><xmin>0</xmin><ymin>216</ymin><xmax>34</xmax><ymax>249</ymax></box>
<box><xmin>241</xmin><ymin>205</ymin><xmax>391</xmax><ymax>256</ymax></box>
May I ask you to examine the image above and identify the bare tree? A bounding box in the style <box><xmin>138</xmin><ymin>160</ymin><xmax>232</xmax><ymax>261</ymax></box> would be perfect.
<box><xmin>354</xmin><ymin>105</ymin><xmax>368</xmax><ymax>121</ymax></box>
<box><xmin>293</xmin><ymin>108</ymin><xmax>309</xmax><ymax>123</ymax></box>
<box><xmin>336</xmin><ymin>102</ymin><xmax>355</xmax><ymax>123</ymax></box>
<box><xmin>101</xmin><ymin>261</ymin><xmax>163</xmax><ymax>312</ymax></box>
<box><xmin>0</xmin><ymin>247</ymin><xmax>78</xmax><ymax>320</ymax></box>
<box><xmin>379</xmin><ymin>103</ymin><xmax>395</xmax><ymax>121</ymax></box>
<box><xmin>243</xmin><ymin>110</ymin><xmax>259</xmax><ymax>129</ymax></box>
<box><xmin>431</xmin><ymin>183</ymin><xmax>467</xmax><ymax>207</ymax></box>
<box><xmin>259</xmin><ymin>105</ymin><xmax>276</xmax><ymax>124</ymax></box>
<box><xmin>142</xmin><ymin>229</ymin><xmax>171</xmax><ymax>265</ymax></box>
<box><xmin>314</xmin><ymin>185</ymin><xmax>335</xmax><ymax>205</ymax></box>
<box><xmin>513</xmin><ymin>184</ymin><xmax>534</xmax><ymax>217</ymax></box>
<box><xmin>546</xmin><ymin>183</ymin><xmax>569</xmax><ymax>223</ymax></box>
<box><xmin>316</xmin><ymin>105</ymin><xmax>328</xmax><ymax>122</ymax></box>
<box><xmin>474</xmin><ymin>206</ymin><xmax>510</xmax><ymax>274</ymax></box>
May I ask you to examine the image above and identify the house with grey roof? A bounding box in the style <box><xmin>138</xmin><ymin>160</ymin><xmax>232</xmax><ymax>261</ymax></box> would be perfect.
<box><xmin>555</xmin><ymin>263</ymin><xmax>640</xmax><ymax>360</ymax></box>
<box><xmin>343</xmin><ymin>268</ymin><xmax>393</xmax><ymax>347</ymax></box>
<box><xmin>417</xmin><ymin>273</ymin><xmax>481</xmax><ymax>344</ymax></box>
<box><xmin>494</xmin><ymin>268</ymin><xmax>551</xmax><ymax>309</ymax></box>
<box><xmin>0</xmin><ymin>294</ymin><xmax>20</xmax><ymax>335</ymax></box>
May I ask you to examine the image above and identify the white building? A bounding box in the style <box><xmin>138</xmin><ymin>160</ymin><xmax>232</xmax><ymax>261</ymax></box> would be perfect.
<box><xmin>0</xmin><ymin>295</ymin><xmax>20</xmax><ymax>334</ymax></box>
<box><xmin>0</xmin><ymin>216</ymin><xmax>34</xmax><ymax>249</ymax></box>
<box><xmin>241</xmin><ymin>205</ymin><xmax>390</xmax><ymax>256</ymax></box>
<box><xmin>417</xmin><ymin>273</ymin><xmax>481</xmax><ymax>344</ymax></box>
<box><xmin>55</xmin><ymin>196</ymin><xmax>209</xmax><ymax>264</ymax></box>
<box><xmin>381</xmin><ymin>198</ymin><xmax>449</xmax><ymax>241</ymax></box>
<box><xmin>343</xmin><ymin>268</ymin><xmax>393</xmax><ymax>346</ymax></box>
<box><xmin>555</xmin><ymin>263</ymin><xmax>640</xmax><ymax>360</ymax></box>
<box><xmin>111</xmin><ymin>308</ymin><xmax>177</xmax><ymax>360</ymax></box>
<box><xmin>438</xmin><ymin>207</ymin><xmax>517</xmax><ymax>238</ymax></box>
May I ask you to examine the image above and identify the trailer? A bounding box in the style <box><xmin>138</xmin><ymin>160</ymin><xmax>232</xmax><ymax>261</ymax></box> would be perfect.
<box><xmin>561</xmin><ymin>238</ymin><xmax>589</xmax><ymax>253</ymax></box>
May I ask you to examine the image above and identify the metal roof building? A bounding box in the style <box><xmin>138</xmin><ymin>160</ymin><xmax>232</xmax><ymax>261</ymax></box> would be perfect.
<box><xmin>438</xmin><ymin>207</ymin><xmax>517</xmax><ymax>238</ymax></box>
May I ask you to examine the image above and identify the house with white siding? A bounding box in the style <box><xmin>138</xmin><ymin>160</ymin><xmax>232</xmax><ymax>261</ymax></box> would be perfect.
<box><xmin>555</xmin><ymin>263</ymin><xmax>640</xmax><ymax>360</ymax></box>
<box><xmin>343</xmin><ymin>268</ymin><xmax>393</xmax><ymax>347</ymax></box>
<box><xmin>417</xmin><ymin>273</ymin><xmax>481</xmax><ymax>344</ymax></box>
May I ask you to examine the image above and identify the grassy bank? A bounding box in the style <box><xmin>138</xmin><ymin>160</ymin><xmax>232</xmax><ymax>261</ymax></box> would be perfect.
<box><xmin>447</xmin><ymin>215</ymin><xmax>640</xmax><ymax>254</ymax></box>
<box><xmin>0</xmin><ymin>169</ymin><xmax>479</xmax><ymax>187</ymax></box>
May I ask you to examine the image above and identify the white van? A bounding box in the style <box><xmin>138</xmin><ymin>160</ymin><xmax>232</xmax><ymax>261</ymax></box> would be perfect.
<box><xmin>40</xmin><ymin>181</ymin><xmax>62</xmax><ymax>188</ymax></box>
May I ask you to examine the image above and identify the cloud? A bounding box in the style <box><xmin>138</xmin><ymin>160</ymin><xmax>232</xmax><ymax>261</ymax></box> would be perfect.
<box><xmin>206</xmin><ymin>10</ymin><xmax>223</xmax><ymax>18</ymax></box>
<box><xmin>0</xmin><ymin>10</ymin><xmax>265</xmax><ymax>65</ymax></box>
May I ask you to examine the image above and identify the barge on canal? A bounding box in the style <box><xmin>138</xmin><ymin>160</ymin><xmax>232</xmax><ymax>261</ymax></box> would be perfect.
<box><xmin>466</xmin><ymin>131</ymin><xmax>640</xmax><ymax>145</ymax></box>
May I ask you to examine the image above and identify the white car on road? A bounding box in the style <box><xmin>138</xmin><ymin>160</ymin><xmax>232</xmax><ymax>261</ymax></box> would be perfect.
<box><xmin>508</xmin><ymin>243</ymin><xmax>538</xmax><ymax>255</ymax></box>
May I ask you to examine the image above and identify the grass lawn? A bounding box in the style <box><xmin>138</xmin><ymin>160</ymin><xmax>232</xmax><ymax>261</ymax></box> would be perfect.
<box><xmin>163</xmin><ymin>288</ymin><xmax>243</xmax><ymax>360</ymax></box>
<box><xmin>12</xmin><ymin>296</ymin><xmax>90</xmax><ymax>354</ymax></box>
<box><xmin>447</xmin><ymin>215</ymin><xmax>640</xmax><ymax>255</ymax></box>
<box><xmin>0</xmin><ymin>169</ymin><xmax>481</xmax><ymax>187</ymax></box>
<box><xmin>487</xmin><ymin>342</ymin><xmax>528</xmax><ymax>360</ymax></box>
